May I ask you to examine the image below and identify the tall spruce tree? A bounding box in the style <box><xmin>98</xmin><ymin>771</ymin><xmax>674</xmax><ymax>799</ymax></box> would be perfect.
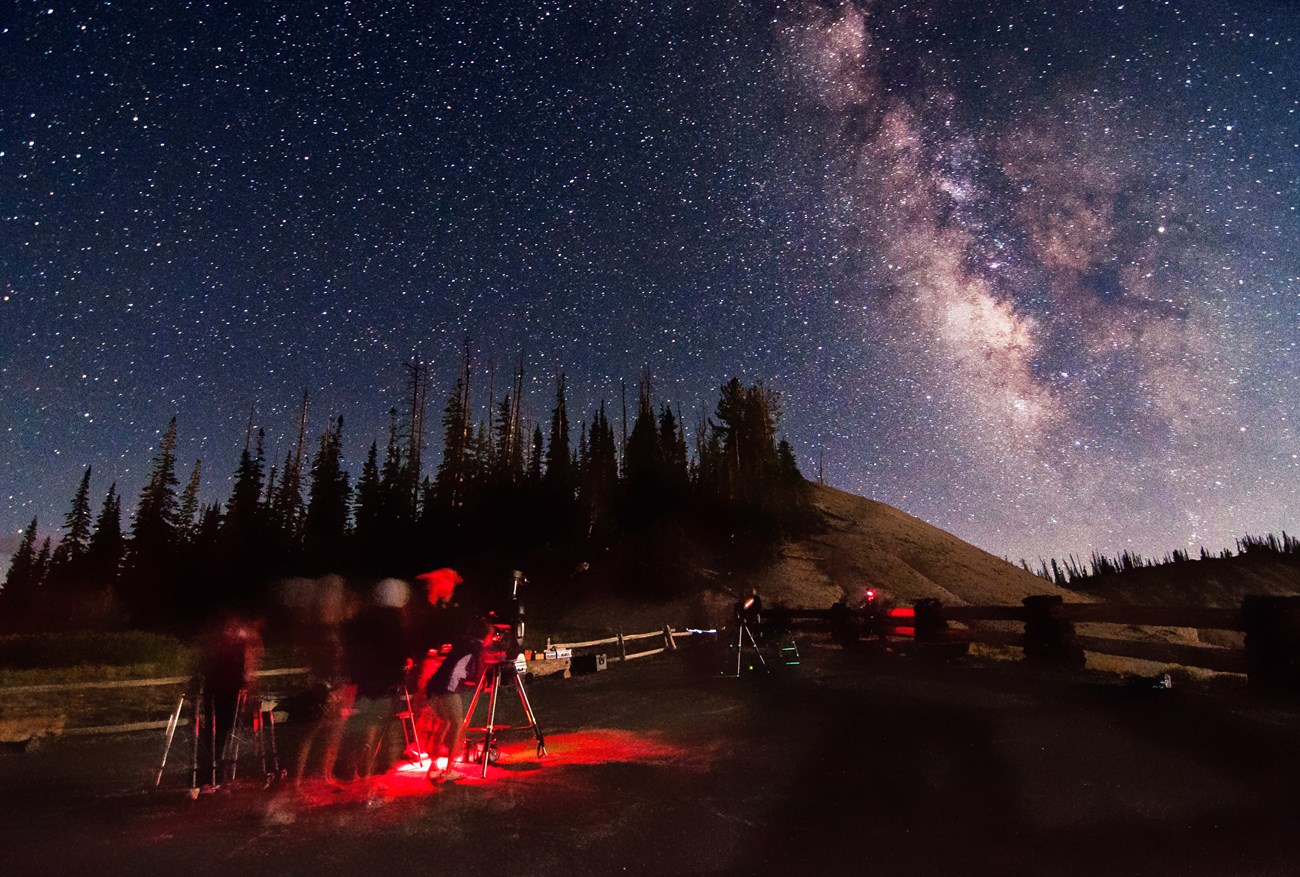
<box><xmin>528</xmin><ymin>425</ymin><xmax>545</xmax><ymax>485</ymax></box>
<box><xmin>50</xmin><ymin>467</ymin><xmax>94</xmax><ymax>578</ymax></box>
<box><xmin>225</xmin><ymin>430</ymin><xmax>266</xmax><ymax>542</ymax></box>
<box><xmin>86</xmin><ymin>485</ymin><xmax>124</xmax><ymax>592</ymax></box>
<box><xmin>353</xmin><ymin>440</ymin><xmax>383</xmax><ymax>557</ymax></box>
<box><xmin>623</xmin><ymin>377</ymin><xmax>664</xmax><ymax>518</ymax></box>
<box><xmin>303</xmin><ymin>416</ymin><xmax>350</xmax><ymax>571</ymax></box>
<box><xmin>579</xmin><ymin>403</ymin><xmax>619</xmax><ymax>538</ymax></box>
<box><xmin>434</xmin><ymin>375</ymin><xmax>471</xmax><ymax>511</ymax></box>
<box><xmin>544</xmin><ymin>372</ymin><xmax>573</xmax><ymax>491</ymax></box>
<box><xmin>130</xmin><ymin>419</ymin><xmax>181</xmax><ymax>552</ymax></box>
<box><xmin>176</xmin><ymin>460</ymin><xmax>203</xmax><ymax>546</ymax></box>
<box><xmin>123</xmin><ymin>418</ymin><xmax>181</xmax><ymax>624</ymax></box>
<box><xmin>1</xmin><ymin>518</ymin><xmax>40</xmax><ymax>628</ymax></box>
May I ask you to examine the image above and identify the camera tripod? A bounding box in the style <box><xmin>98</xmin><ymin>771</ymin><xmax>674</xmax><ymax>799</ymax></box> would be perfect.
<box><xmin>727</xmin><ymin>617</ymin><xmax>769</xmax><ymax>676</ymax></box>
<box><xmin>371</xmin><ymin>671</ymin><xmax>425</xmax><ymax>770</ymax></box>
<box><xmin>460</xmin><ymin>659</ymin><xmax>547</xmax><ymax>779</ymax></box>
<box><xmin>155</xmin><ymin>678</ymin><xmax>282</xmax><ymax>794</ymax></box>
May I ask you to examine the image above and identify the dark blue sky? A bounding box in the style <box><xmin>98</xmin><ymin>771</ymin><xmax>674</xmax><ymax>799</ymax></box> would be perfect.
<box><xmin>3</xmin><ymin>0</ymin><xmax>1297</xmax><ymax>568</ymax></box>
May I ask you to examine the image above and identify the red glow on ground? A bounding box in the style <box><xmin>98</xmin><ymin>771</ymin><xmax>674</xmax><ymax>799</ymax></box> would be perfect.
<box><xmin>280</xmin><ymin>729</ymin><xmax>697</xmax><ymax>807</ymax></box>
<box><xmin>891</xmin><ymin>625</ymin><xmax>916</xmax><ymax>638</ymax></box>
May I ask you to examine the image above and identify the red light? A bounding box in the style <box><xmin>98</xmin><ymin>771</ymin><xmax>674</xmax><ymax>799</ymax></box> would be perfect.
<box><xmin>865</xmin><ymin>589</ymin><xmax>876</xmax><ymax>601</ymax></box>
<box><xmin>887</xmin><ymin>606</ymin><xmax>914</xmax><ymax>618</ymax></box>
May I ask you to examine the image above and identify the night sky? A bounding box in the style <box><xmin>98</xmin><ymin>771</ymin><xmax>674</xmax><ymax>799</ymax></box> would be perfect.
<box><xmin>2</xmin><ymin>0</ymin><xmax>1297</xmax><ymax>569</ymax></box>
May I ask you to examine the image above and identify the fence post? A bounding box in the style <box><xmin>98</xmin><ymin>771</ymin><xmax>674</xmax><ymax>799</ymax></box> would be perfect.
<box><xmin>913</xmin><ymin>598</ymin><xmax>947</xmax><ymax>643</ymax></box>
<box><xmin>618</xmin><ymin>632</ymin><xmax>627</xmax><ymax>661</ymax></box>
<box><xmin>663</xmin><ymin>625</ymin><xmax>677</xmax><ymax>650</ymax></box>
<box><xmin>1242</xmin><ymin>595</ymin><xmax>1300</xmax><ymax>692</ymax></box>
<box><xmin>1022</xmin><ymin>595</ymin><xmax>1085</xmax><ymax>669</ymax></box>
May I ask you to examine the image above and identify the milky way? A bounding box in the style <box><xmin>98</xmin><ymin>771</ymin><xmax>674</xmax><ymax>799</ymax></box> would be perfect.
<box><xmin>2</xmin><ymin>1</ymin><xmax>1297</xmax><ymax>568</ymax></box>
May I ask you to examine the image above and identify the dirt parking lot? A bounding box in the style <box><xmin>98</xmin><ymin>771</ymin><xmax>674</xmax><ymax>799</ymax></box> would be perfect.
<box><xmin>4</xmin><ymin>642</ymin><xmax>1300</xmax><ymax>876</ymax></box>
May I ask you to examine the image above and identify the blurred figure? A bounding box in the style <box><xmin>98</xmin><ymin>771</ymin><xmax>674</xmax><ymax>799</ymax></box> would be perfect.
<box><xmin>425</xmin><ymin>618</ymin><xmax>496</xmax><ymax>784</ymax></box>
<box><xmin>412</xmin><ymin>567</ymin><xmax>471</xmax><ymax>742</ymax></box>
<box><xmin>342</xmin><ymin>579</ymin><xmax>411</xmax><ymax>779</ymax></box>
<box><xmin>291</xmin><ymin>577</ymin><xmax>354</xmax><ymax>786</ymax></box>
<box><xmin>197</xmin><ymin>612</ymin><xmax>264</xmax><ymax>786</ymax></box>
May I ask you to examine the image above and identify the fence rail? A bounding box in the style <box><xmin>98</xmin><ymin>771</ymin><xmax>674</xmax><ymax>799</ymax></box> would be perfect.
<box><xmin>1</xmin><ymin>627</ymin><xmax>707</xmax><ymax>738</ymax></box>
<box><xmin>799</xmin><ymin>594</ymin><xmax>1300</xmax><ymax>687</ymax></box>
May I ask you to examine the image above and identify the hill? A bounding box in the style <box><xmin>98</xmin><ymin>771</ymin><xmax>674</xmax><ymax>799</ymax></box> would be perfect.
<box><xmin>747</xmin><ymin>482</ymin><xmax>1083</xmax><ymax>608</ymax></box>
<box><xmin>1071</xmin><ymin>553</ymin><xmax>1300</xmax><ymax>609</ymax></box>
<box><xmin>546</xmin><ymin>482</ymin><xmax>1299</xmax><ymax>642</ymax></box>
<box><xmin>555</xmin><ymin>483</ymin><xmax>1084</xmax><ymax>634</ymax></box>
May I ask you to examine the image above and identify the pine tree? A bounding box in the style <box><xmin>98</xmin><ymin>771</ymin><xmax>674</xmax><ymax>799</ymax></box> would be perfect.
<box><xmin>401</xmin><ymin>360</ymin><xmax>432</xmax><ymax>517</ymax></box>
<box><xmin>130</xmin><ymin>418</ymin><xmax>181</xmax><ymax>555</ymax></box>
<box><xmin>86</xmin><ymin>485</ymin><xmax>124</xmax><ymax>587</ymax></box>
<box><xmin>434</xmin><ymin>371</ymin><xmax>472</xmax><ymax>511</ymax></box>
<box><xmin>528</xmin><ymin>426</ymin><xmax>545</xmax><ymax>485</ymax></box>
<box><xmin>711</xmin><ymin>378</ymin><xmax>781</xmax><ymax>506</ymax></box>
<box><xmin>579</xmin><ymin>403</ymin><xmax>619</xmax><ymax>538</ymax></box>
<box><xmin>303</xmin><ymin>416</ymin><xmax>350</xmax><ymax>571</ymax></box>
<box><xmin>354</xmin><ymin>441</ymin><xmax>383</xmax><ymax>557</ymax></box>
<box><xmin>50</xmin><ymin>467</ymin><xmax>94</xmax><ymax>578</ymax></box>
<box><xmin>624</xmin><ymin>376</ymin><xmax>664</xmax><ymax>518</ymax></box>
<box><xmin>268</xmin><ymin>389</ymin><xmax>310</xmax><ymax>547</ymax></box>
<box><xmin>544</xmin><ymin>372</ymin><xmax>573</xmax><ymax>492</ymax></box>
<box><xmin>1</xmin><ymin>518</ymin><xmax>40</xmax><ymax>628</ymax></box>
<box><xmin>776</xmin><ymin>439</ymin><xmax>802</xmax><ymax>485</ymax></box>
<box><xmin>225</xmin><ymin>430</ymin><xmax>266</xmax><ymax>542</ymax></box>
<box><xmin>177</xmin><ymin>460</ymin><xmax>203</xmax><ymax>546</ymax></box>
<box><xmin>123</xmin><ymin>418</ymin><xmax>181</xmax><ymax>624</ymax></box>
<box><xmin>33</xmin><ymin>537</ymin><xmax>52</xmax><ymax>592</ymax></box>
<box><xmin>658</xmin><ymin>404</ymin><xmax>688</xmax><ymax>489</ymax></box>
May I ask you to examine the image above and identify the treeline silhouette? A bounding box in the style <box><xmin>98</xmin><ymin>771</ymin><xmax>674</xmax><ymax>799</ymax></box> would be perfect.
<box><xmin>1023</xmin><ymin>531</ymin><xmax>1300</xmax><ymax>589</ymax></box>
<box><xmin>1</xmin><ymin>354</ymin><xmax>807</xmax><ymax>633</ymax></box>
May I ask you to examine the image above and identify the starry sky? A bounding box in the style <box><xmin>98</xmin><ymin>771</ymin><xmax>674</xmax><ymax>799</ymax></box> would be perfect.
<box><xmin>2</xmin><ymin>0</ymin><xmax>1297</xmax><ymax>570</ymax></box>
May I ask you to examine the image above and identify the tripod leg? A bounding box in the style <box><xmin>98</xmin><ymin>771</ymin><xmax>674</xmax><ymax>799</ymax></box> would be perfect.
<box><xmin>457</xmin><ymin>672</ymin><xmax>488</xmax><ymax>767</ymax></box>
<box><xmin>253</xmin><ymin>704</ymin><xmax>267</xmax><ymax>780</ymax></box>
<box><xmin>743</xmin><ymin>623</ymin><xmax>769</xmax><ymax>671</ymax></box>
<box><xmin>204</xmin><ymin>689</ymin><xmax>218</xmax><ymax>789</ymax></box>
<box><xmin>514</xmin><ymin>676</ymin><xmax>547</xmax><ymax>758</ymax></box>
<box><xmin>399</xmin><ymin>686</ymin><xmax>423</xmax><ymax>761</ymax></box>
<box><xmin>223</xmin><ymin>689</ymin><xmax>247</xmax><ymax>784</ymax></box>
<box><xmin>734</xmin><ymin>624</ymin><xmax>744</xmax><ymax>676</ymax></box>
<box><xmin>190</xmin><ymin>681</ymin><xmax>203</xmax><ymax>793</ymax></box>
<box><xmin>481</xmin><ymin>668</ymin><xmax>501</xmax><ymax>779</ymax></box>
<box><xmin>264</xmin><ymin>700</ymin><xmax>281</xmax><ymax>778</ymax></box>
<box><xmin>369</xmin><ymin>693</ymin><xmax>401</xmax><ymax>775</ymax></box>
<box><xmin>155</xmin><ymin>691</ymin><xmax>187</xmax><ymax>789</ymax></box>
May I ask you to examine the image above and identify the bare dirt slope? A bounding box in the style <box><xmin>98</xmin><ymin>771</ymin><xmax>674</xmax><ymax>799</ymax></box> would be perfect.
<box><xmin>748</xmin><ymin>482</ymin><xmax>1083</xmax><ymax>609</ymax></box>
<box><xmin>555</xmin><ymin>483</ymin><xmax>1082</xmax><ymax>636</ymax></box>
<box><xmin>1079</xmin><ymin>556</ymin><xmax>1300</xmax><ymax>608</ymax></box>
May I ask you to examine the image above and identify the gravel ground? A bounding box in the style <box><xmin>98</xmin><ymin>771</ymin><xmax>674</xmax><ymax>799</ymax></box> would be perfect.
<box><xmin>4</xmin><ymin>640</ymin><xmax>1300</xmax><ymax>877</ymax></box>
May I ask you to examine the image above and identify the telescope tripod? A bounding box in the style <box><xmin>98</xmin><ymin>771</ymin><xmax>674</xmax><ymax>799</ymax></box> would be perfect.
<box><xmin>155</xmin><ymin>679</ymin><xmax>282</xmax><ymax>795</ymax></box>
<box><xmin>727</xmin><ymin>618</ymin><xmax>769</xmax><ymax>676</ymax></box>
<box><xmin>372</xmin><ymin>676</ymin><xmax>425</xmax><ymax>770</ymax></box>
<box><xmin>460</xmin><ymin>661</ymin><xmax>547</xmax><ymax>779</ymax></box>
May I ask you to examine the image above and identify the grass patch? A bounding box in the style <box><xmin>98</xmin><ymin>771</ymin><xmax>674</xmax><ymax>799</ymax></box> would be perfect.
<box><xmin>0</xmin><ymin>631</ymin><xmax>190</xmax><ymax>672</ymax></box>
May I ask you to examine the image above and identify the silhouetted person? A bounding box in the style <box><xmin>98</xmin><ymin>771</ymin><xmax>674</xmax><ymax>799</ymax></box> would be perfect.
<box><xmin>425</xmin><ymin>619</ymin><xmax>496</xmax><ymax>784</ymax></box>
<box><xmin>342</xmin><ymin>580</ymin><xmax>410</xmax><ymax>778</ymax></box>
<box><xmin>197</xmin><ymin>612</ymin><xmax>263</xmax><ymax>786</ymax></box>
<box><xmin>292</xmin><ymin>582</ymin><xmax>354</xmax><ymax>785</ymax></box>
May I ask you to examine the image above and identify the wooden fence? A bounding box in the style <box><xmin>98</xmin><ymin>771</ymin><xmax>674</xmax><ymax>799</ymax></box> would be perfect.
<box><xmin>781</xmin><ymin>595</ymin><xmax>1300</xmax><ymax>685</ymax></box>
<box><xmin>0</xmin><ymin>627</ymin><xmax>709</xmax><ymax>739</ymax></box>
